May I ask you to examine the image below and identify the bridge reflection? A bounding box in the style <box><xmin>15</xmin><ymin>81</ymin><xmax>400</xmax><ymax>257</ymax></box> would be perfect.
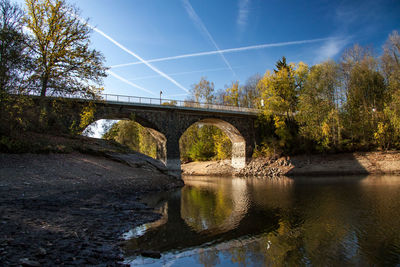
<box><xmin>124</xmin><ymin>175</ymin><xmax>400</xmax><ymax>266</ymax></box>
<box><xmin>124</xmin><ymin>176</ymin><xmax>295</xmax><ymax>256</ymax></box>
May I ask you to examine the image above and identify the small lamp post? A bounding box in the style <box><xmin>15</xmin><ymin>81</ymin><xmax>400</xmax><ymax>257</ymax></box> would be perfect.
<box><xmin>160</xmin><ymin>90</ymin><xmax>163</xmax><ymax>105</ymax></box>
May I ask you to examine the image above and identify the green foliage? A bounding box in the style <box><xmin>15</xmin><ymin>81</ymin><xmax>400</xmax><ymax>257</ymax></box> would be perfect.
<box><xmin>187</xmin><ymin>125</ymin><xmax>217</xmax><ymax>161</ymax></box>
<box><xmin>297</xmin><ymin>60</ymin><xmax>341</xmax><ymax>152</ymax></box>
<box><xmin>179</xmin><ymin>124</ymin><xmax>231</xmax><ymax>162</ymax></box>
<box><xmin>0</xmin><ymin>93</ymin><xmax>34</xmax><ymax>135</ymax></box>
<box><xmin>103</xmin><ymin>120</ymin><xmax>157</xmax><ymax>158</ymax></box>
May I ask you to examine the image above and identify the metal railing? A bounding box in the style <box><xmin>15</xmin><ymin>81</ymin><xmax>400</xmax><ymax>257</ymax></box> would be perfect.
<box><xmin>100</xmin><ymin>93</ymin><xmax>260</xmax><ymax>114</ymax></box>
<box><xmin>19</xmin><ymin>91</ymin><xmax>261</xmax><ymax>114</ymax></box>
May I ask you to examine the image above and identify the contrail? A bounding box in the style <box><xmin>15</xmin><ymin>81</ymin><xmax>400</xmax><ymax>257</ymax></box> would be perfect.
<box><xmin>182</xmin><ymin>0</ymin><xmax>236</xmax><ymax>77</ymax></box>
<box><xmin>88</xmin><ymin>24</ymin><xmax>189</xmax><ymax>93</ymax></box>
<box><xmin>128</xmin><ymin>66</ymin><xmax>235</xmax><ymax>81</ymax></box>
<box><xmin>108</xmin><ymin>70</ymin><xmax>157</xmax><ymax>96</ymax></box>
<box><xmin>111</xmin><ymin>37</ymin><xmax>333</xmax><ymax>69</ymax></box>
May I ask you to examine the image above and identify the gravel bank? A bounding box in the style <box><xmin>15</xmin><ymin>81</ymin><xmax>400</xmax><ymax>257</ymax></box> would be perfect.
<box><xmin>0</xmin><ymin>152</ymin><xmax>183</xmax><ymax>266</ymax></box>
<box><xmin>182</xmin><ymin>152</ymin><xmax>400</xmax><ymax>178</ymax></box>
<box><xmin>237</xmin><ymin>151</ymin><xmax>400</xmax><ymax>178</ymax></box>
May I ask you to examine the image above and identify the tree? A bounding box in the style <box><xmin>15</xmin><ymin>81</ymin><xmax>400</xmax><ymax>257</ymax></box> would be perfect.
<box><xmin>240</xmin><ymin>73</ymin><xmax>261</xmax><ymax>108</ymax></box>
<box><xmin>103</xmin><ymin>120</ymin><xmax>157</xmax><ymax>158</ymax></box>
<box><xmin>274</xmin><ymin>56</ymin><xmax>290</xmax><ymax>73</ymax></box>
<box><xmin>188</xmin><ymin>77</ymin><xmax>215</xmax><ymax>104</ymax></box>
<box><xmin>24</xmin><ymin>0</ymin><xmax>107</xmax><ymax>97</ymax></box>
<box><xmin>179</xmin><ymin>123</ymin><xmax>231</xmax><ymax>162</ymax></box>
<box><xmin>381</xmin><ymin>31</ymin><xmax>400</xmax><ymax>148</ymax></box>
<box><xmin>297</xmin><ymin>60</ymin><xmax>341</xmax><ymax>151</ymax></box>
<box><xmin>0</xmin><ymin>0</ymin><xmax>31</xmax><ymax>93</ymax></box>
<box><xmin>340</xmin><ymin>45</ymin><xmax>386</xmax><ymax>147</ymax></box>
<box><xmin>224</xmin><ymin>81</ymin><xmax>240</xmax><ymax>106</ymax></box>
<box><xmin>258</xmin><ymin>59</ymin><xmax>308</xmax><ymax>120</ymax></box>
<box><xmin>257</xmin><ymin>58</ymin><xmax>308</xmax><ymax>151</ymax></box>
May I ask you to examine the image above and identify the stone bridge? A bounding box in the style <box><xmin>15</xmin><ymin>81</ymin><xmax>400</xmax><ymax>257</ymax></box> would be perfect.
<box><xmin>27</xmin><ymin>94</ymin><xmax>259</xmax><ymax>177</ymax></box>
<box><xmin>93</xmin><ymin>99</ymin><xmax>258</xmax><ymax>176</ymax></box>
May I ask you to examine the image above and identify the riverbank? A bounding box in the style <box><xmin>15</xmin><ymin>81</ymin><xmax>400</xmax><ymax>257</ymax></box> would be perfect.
<box><xmin>182</xmin><ymin>151</ymin><xmax>400</xmax><ymax>178</ymax></box>
<box><xmin>0</xmin><ymin>136</ymin><xmax>183</xmax><ymax>266</ymax></box>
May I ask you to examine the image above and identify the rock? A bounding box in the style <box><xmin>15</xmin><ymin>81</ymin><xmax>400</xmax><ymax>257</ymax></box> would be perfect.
<box><xmin>20</xmin><ymin>258</ymin><xmax>41</xmax><ymax>266</ymax></box>
<box><xmin>36</xmin><ymin>247</ymin><xmax>47</xmax><ymax>256</ymax></box>
<box><xmin>141</xmin><ymin>250</ymin><xmax>162</xmax><ymax>258</ymax></box>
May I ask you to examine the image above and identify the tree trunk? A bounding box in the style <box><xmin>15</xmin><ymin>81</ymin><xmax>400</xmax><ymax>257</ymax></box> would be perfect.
<box><xmin>40</xmin><ymin>75</ymin><xmax>48</xmax><ymax>97</ymax></box>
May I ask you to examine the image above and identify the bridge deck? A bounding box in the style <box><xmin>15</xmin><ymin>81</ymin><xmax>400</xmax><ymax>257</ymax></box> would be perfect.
<box><xmin>21</xmin><ymin>92</ymin><xmax>260</xmax><ymax>116</ymax></box>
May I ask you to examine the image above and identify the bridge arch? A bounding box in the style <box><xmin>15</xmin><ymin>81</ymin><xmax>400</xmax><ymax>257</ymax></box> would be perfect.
<box><xmin>91</xmin><ymin>102</ymin><xmax>256</xmax><ymax>177</ymax></box>
<box><xmin>87</xmin><ymin>115</ymin><xmax>168</xmax><ymax>163</ymax></box>
<box><xmin>180</xmin><ymin>118</ymin><xmax>246</xmax><ymax>169</ymax></box>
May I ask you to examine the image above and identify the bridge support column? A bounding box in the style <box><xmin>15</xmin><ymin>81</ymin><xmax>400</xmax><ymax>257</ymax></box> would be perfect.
<box><xmin>166</xmin><ymin>135</ymin><xmax>181</xmax><ymax>178</ymax></box>
<box><xmin>231</xmin><ymin>141</ymin><xmax>246</xmax><ymax>169</ymax></box>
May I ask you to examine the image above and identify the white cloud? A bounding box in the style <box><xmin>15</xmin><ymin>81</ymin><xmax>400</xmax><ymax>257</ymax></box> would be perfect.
<box><xmin>315</xmin><ymin>37</ymin><xmax>350</xmax><ymax>63</ymax></box>
<box><xmin>237</xmin><ymin>0</ymin><xmax>251</xmax><ymax>32</ymax></box>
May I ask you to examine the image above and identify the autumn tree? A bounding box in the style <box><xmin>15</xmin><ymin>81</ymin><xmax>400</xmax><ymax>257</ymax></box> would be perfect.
<box><xmin>0</xmin><ymin>0</ymin><xmax>31</xmax><ymax>93</ymax></box>
<box><xmin>297</xmin><ymin>60</ymin><xmax>341</xmax><ymax>151</ymax></box>
<box><xmin>24</xmin><ymin>0</ymin><xmax>107</xmax><ymax>97</ymax></box>
<box><xmin>380</xmin><ymin>31</ymin><xmax>400</xmax><ymax>148</ymax></box>
<box><xmin>240</xmin><ymin>74</ymin><xmax>261</xmax><ymax>108</ymax></box>
<box><xmin>258</xmin><ymin>58</ymin><xmax>308</xmax><ymax>120</ymax></box>
<box><xmin>340</xmin><ymin>45</ymin><xmax>386</xmax><ymax>148</ymax></box>
<box><xmin>188</xmin><ymin>77</ymin><xmax>215</xmax><ymax>104</ymax></box>
<box><xmin>257</xmin><ymin>57</ymin><xmax>308</xmax><ymax>151</ymax></box>
<box><xmin>224</xmin><ymin>81</ymin><xmax>240</xmax><ymax>106</ymax></box>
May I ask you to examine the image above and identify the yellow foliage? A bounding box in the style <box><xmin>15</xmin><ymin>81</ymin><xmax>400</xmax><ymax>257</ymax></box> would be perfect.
<box><xmin>79</xmin><ymin>103</ymin><xmax>95</xmax><ymax>130</ymax></box>
<box><xmin>374</xmin><ymin>122</ymin><xmax>391</xmax><ymax>150</ymax></box>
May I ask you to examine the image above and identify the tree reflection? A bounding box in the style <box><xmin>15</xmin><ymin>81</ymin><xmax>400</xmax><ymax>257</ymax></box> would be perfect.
<box><xmin>124</xmin><ymin>176</ymin><xmax>400</xmax><ymax>267</ymax></box>
<box><xmin>196</xmin><ymin>249</ymin><xmax>220</xmax><ymax>267</ymax></box>
<box><xmin>181</xmin><ymin>177</ymin><xmax>249</xmax><ymax>234</ymax></box>
<box><xmin>181</xmin><ymin>187</ymin><xmax>233</xmax><ymax>232</ymax></box>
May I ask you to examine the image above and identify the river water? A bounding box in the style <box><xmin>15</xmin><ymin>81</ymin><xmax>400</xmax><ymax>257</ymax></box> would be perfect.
<box><xmin>123</xmin><ymin>175</ymin><xmax>400</xmax><ymax>266</ymax></box>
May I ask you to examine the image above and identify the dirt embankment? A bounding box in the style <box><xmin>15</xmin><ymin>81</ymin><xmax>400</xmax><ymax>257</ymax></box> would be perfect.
<box><xmin>183</xmin><ymin>151</ymin><xmax>400</xmax><ymax>178</ymax></box>
<box><xmin>0</xmin><ymin>144</ymin><xmax>183</xmax><ymax>266</ymax></box>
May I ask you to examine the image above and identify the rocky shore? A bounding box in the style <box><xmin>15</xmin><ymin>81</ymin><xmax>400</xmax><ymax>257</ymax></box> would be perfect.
<box><xmin>182</xmin><ymin>151</ymin><xmax>400</xmax><ymax>178</ymax></box>
<box><xmin>0</xmin><ymin>151</ymin><xmax>183</xmax><ymax>266</ymax></box>
<box><xmin>237</xmin><ymin>151</ymin><xmax>400</xmax><ymax>178</ymax></box>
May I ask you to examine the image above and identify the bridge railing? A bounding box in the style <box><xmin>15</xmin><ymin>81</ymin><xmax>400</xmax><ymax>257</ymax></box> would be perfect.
<box><xmin>100</xmin><ymin>93</ymin><xmax>260</xmax><ymax>114</ymax></box>
<box><xmin>17</xmin><ymin>91</ymin><xmax>260</xmax><ymax>114</ymax></box>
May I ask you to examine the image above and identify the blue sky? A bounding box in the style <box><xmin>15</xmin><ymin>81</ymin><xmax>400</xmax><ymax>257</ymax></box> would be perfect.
<box><xmin>17</xmin><ymin>0</ymin><xmax>400</xmax><ymax>100</ymax></box>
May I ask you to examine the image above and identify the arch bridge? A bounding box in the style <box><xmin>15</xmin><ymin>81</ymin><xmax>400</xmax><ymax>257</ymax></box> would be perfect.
<box><xmin>30</xmin><ymin>93</ymin><xmax>259</xmax><ymax>177</ymax></box>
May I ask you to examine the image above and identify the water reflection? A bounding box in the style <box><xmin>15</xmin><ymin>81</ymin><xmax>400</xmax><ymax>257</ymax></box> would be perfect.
<box><xmin>181</xmin><ymin>177</ymin><xmax>249</xmax><ymax>234</ymax></box>
<box><xmin>124</xmin><ymin>175</ymin><xmax>400</xmax><ymax>266</ymax></box>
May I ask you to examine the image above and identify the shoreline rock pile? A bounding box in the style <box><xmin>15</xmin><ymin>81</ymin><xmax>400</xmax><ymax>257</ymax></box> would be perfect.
<box><xmin>235</xmin><ymin>157</ymin><xmax>292</xmax><ymax>178</ymax></box>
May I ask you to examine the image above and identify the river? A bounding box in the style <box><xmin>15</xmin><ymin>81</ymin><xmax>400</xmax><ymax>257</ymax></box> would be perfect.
<box><xmin>123</xmin><ymin>175</ymin><xmax>400</xmax><ymax>266</ymax></box>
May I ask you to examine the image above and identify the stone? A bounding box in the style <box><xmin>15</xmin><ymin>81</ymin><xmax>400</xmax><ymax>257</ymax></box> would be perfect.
<box><xmin>20</xmin><ymin>258</ymin><xmax>41</xmax><ymax>266</ymax></box>
<box><xmin>141</xmin><ymin>250</ymin><xmax>161</xmax><ymax>259</ymax></box>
